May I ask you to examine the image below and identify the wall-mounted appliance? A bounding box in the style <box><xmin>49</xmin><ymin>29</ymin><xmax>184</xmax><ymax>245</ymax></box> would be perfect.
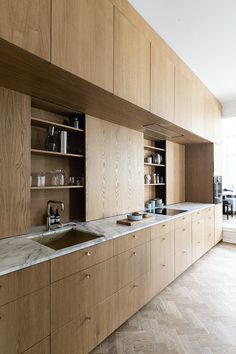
<box><xmin>213</xmin><ymin>176</ymin><xmax>222</xmax><ymax>204</ymax></box>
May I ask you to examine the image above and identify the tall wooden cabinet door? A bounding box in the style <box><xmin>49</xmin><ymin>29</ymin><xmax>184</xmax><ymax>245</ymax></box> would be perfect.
<box><xmin>52</xmin><ymin>0</ymin><xmax>113</xmax><ymax>92</ymax></box>
<box><xmin>215</xmin><ymin>203</ymin><xmax>223</xmax><ymax>244</ymax></box>
<box><xmin>151</xmin><ymin>43</ymin><xmax>175</xmax><ymax>122</ymax></box>
<box><xmin>0</xmin><ymin>287</ymin><xmax>50</xmax><ymax>354</ymax></box>
<box><xmin>0</xmin><ymin>87</ymin><xmax>30</xmax><ymax>238</ymax></box>
<box><xmin>174</xmin><ymin>65</ymin><xmax>192</xmax><ymax>131</ymax></box>
<box><xmin>114</xmin><ymin>8</ymin><xmax>150</xmax><ymax>110</ymax></box>
<box><xmin>204</xmin><ymin>214</ymin><xmax>215</xmax><ymax>252</ymax></box>
<box><xmin>192</xmin><ymin>219</ymin><xmax>205</xmax><ymax>262</ymax></box>
<box><xmin>191</xmin><ymin>77</ymin><xmax>205</xmax><ymax>137</ymax></box>
<box><xmin>174</xmin><ymin>224</ymin><xmax>192</xmax><ymax>278</ymax></box>
<box><xmin>0</xmin><ymin>0</ymin><xmax>50</xmax><ymax>60</ymax></box>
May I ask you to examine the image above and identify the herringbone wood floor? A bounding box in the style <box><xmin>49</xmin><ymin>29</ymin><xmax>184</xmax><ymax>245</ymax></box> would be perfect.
<box><xmin>91</xmin><ymin>242</ymin><xmax>236</xmax><ymax>354</ymax></box>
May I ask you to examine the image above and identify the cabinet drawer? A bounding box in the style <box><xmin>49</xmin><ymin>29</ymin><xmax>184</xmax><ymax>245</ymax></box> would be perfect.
<box><xmin>0</xmin><ymin>262</ymin><xmax>49</xmax><ymax>307</ymax></box>
<box><xmin>202</xmin><ymin>206</ymin><xmax>214</xmax><ymax>219</ymax></box>
<box><xmin>0</xmin><ymin>287</ymin><xmax>50</xmax><ymax>354</ymax></box>
<box><xmin>150</xmin><ymin>221</ymin><xmax>173</xmax><ymax>240</ymax></box>
<box><xmin>51</xmin><ymin>257</ymin><xmax>117</xmax><ymax>331</ymax></box>
<box><xmin>23</xmin><ymin>337</ymin><xmax>50</xmax><ymax>354</ymax></box>
<box><xmin>114</xmin><ymin>227</ymin><xmax>150</xmax><ymax>255</ymax></box>
<box><xmin>174</xmin><ymin>214</ymin><xmax>191</xmax><ymax>229</ymax></box>
<box><xmin>51</xmin><ymin>240</ymin><xmax>113</xmax><ymax>282</ymax></box>
<box><xmin>192</xmin><ymin>209</ymin><xmax>204</xmax><ymax>221</ymax></box>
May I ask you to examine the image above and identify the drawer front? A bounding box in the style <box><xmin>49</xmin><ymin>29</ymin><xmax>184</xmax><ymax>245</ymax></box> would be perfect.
<box><xmin>88</xmin><ymin>294</ymin><xmax>118</xmax><ymax>352</ymax></box>
<box><xmin>175</xmin><ymin>250</ymin><xmax>192</xmax><ymax>278</ymax></box>
<box><xmin>51</xmin><ymin>316</ymin><xmax>88</xmax><ymax>354</ymax></box>
<box><xmin>0</xmin><ymin>262</ymin><xmax>49</xmax><ymax>307</ymax></box>
<box><xmin>174</xmin><ymin>214</ymin><xmax>191</xmax><ymax>230</ymax></box>
<box><xmin>150</xmin><ymin>221</ymin><xmax>173</xmax><ymax>240</ymax></box>
<box><xmin>192</xmin><ymin>219</ymin><xmax>205</xmax><ymax>262</ymax></box>
<box><xmin>23</xmin><ymin>337</ymin><xmax>50</xmax><ymax>354</ymax></box>
<box><xmin>51</xmin><ymin>240</ymin><xmax>114</xmax><ymax>282</ymax></box>
<box><xmin>174</xmin><ymin>223</ymin><xmax>191</xmax><ymax>254</ymax></box>
<box><xmin>0</xmin><ymin>287</ymin><xmax>50</xmax><ymax>354</ymax></box>
<box><xmin>202</xmin><ymin>206</ymin><xmax>214</xmax><ymax>219</ymax></box>
<box><xmin>51</xmin><ymin>257</ymin><xmax>117</xmax><ymax>331</ymax></box>
<box><xmin>192</xmin><ymin>209</ymin><xmax>204</xmax><ymax>221</ymax></box>
<box><xmin>114</xmin><ymin>227</ymin><xmax>150</xmax><ymax>255</ymax></box>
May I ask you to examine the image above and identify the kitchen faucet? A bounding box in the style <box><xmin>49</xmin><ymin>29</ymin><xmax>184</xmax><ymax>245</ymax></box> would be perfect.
<box><xmin>46</xmin><ymin>200</ymin><xmax>65</xmax><ymax>231</ymax></box>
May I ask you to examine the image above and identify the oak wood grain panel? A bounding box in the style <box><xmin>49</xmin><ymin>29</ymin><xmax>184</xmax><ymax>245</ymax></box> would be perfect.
<box><xmin>86</xmin><ymin>115</ymin><xmax>144</xmax><ymax>220</ymax></box>
<box><xmin>192</xmin><ymin>219</ymin><xmax>205</xmax><ymax>262</ymax></box>
<box><xmin>215</xmin><ymin>203</ymin><xmax>223</xmax><ymax>244</ymax></box>
<box><xmin>0</xmin><ymin>0</ymin><xmax>50</xmax><ymax>60</ymax></box>
<box><xmin>185</xmin><ymin>143</ymin><xmax>214</xmax><ymax>203</ymax></box>
<box><xmin>0</xmin><ymin>87</ymin><xmax>31</xmax><ymax>238</ymax></box>
<box><xmin>23</xmin><ymin>337</ymin><xmax>50</xmax><ymax>354</ymax></box>
<box><xmin>191</xmin><ymin>77</ymin><xmax>205</xmax><ymax>137</ymax></box>
<box><xmin>114</xmin><ymin>8</ymin><xmax>150</xmax><ymax>110</ymax></box>
<box><xmin>51</xmin><ymin>257</ymin><xmax>118</xmax><ymax>331</ymax></box>
<box><xmin>166</xmin><ymin>141</ymin><xmax>185</xmax><ymax>205</ymax></box>
<box><xmin>174</xmin><ymin>65</ymin><xmax>192</xmax><ymax>131</ymax></box>
<box><xmin>51</xmin><ymin>240</ymin><xmax>114</xmax><ymax>282</ymax></box>
<box><xmin>0</xmin><ymin>287</ymin><xmax>50</xmax><ymax>354</ymax></box>
<box><xmin>150</xmin><ymin>220</ymin><xmax>174</xmax><ymax>240</ymax></box>
<box><xmin>52</xmin><ymin>0</ymin><xmax>113</xmax><ymax>92</ymax></box>
<box><xmin>174</xmin><ymin>214</ymin><xmax>191</xmax><ymax>230</ymax></box>
<box><xmin>113</xmin><ymin>228</ymin><xmax>150</xmax><ymax>255</ymax></box>
<box><xmin>174</xmin><ymin>223</ymin><xmax>192</xmax><ymax>277</ymax></box>
<box><xmin>151</xmin><ymin>42</ymin><xmax>175</xmax><ymax>122</ymax></box>
<box><xmin>0</xmin><ymin>262</ymin><xmax>49</xmax><ymax>307</ymax></box>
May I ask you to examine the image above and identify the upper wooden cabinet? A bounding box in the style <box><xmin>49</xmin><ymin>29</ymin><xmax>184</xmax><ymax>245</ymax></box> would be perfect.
<box><xmin>114</xmin><ymin>8</ymin><xmax>150</xmax><ymax>110</ymax></box>
<box><xmin>150</xmin><ymin>43</ymin><xmax>175</xmax><ymax>121</ymax></box>
<box><xmin>52</xmin><ymin>0</ymin><xmax>113</xmax><ymax>92</ymax></box>
<box><xmin>0</xmin><ymin>0</ymin><xmax>50</xmax><ymax>60</ymax></box>
<box><xmin>191</xmin><ymin>77</ymin><xmax>205</xmax><ymax>137</ymax></box>
<box><xmin>0</xmin><ymin>87</ymin><xmax>31</xmax><ymax>238</ymax></box>
<box><xmin>174</xmin><ymin>64</ymin><xmax>192</xmax><ymax>131</ymax></box>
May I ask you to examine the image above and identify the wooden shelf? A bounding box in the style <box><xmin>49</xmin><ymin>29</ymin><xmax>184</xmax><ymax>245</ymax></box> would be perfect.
<box><xmin>31</xmin><ymin>117</ymin><xmax>84</xmax><ymax>133</ymax></box>
<box><xmin>144</xmin><ymin>183</ymin><xmax>166</xmax><ymax>186</ymax></box>
<box><xmin>31</xmin><ymin>185</ymin><xmax>84</xmax><ymax>190</ymax></box>
<box><xmin>31</xmin><ymin>149</ymin><xmax>84</xmax><ymax>158</ymax></box>
<box><xmin>144</xmin><ymin>145</ymin><xmax>165</xmax><ymax>152</ymax></box>
<box><xmin>144</xmin><ymin>162</ymin><xmax>165</xmax><ymax>167</ymax></box>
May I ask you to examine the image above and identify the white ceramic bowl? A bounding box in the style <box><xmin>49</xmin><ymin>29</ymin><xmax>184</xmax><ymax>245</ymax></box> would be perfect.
<box><xmin>127</xmin><ymin>213</ymin><xmax>143</xmax><ymax>221</ymax></box>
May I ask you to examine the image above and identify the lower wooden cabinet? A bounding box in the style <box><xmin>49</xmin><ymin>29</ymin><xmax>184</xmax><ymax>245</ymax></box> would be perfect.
<box><xmin>0</xmin><ymin>287</ymin><xmax>50</xmax><ymax>354</ymax></box>
<box><xmin>215</xmin><ymin>203</ymin><xmax>223</xmax><ymax>244</ymax></box>
<box><xmin>204</xmin><ymin>212</ymin><xmax>215</xmax><ymax>251</ymax></box>
<box><xmin>174</xmin><ymin>223</ymin><xmax>192</xmax><ymax>277</ymax></box>
<box><xmin>150</xmin><ymin>222</ymin><xmax>175</xmax><ymax>294</ymax></box>
<box><xmin>192</xmin><ymin>218</ymin><xmax>205</xmax><ymax>262</ymax></box>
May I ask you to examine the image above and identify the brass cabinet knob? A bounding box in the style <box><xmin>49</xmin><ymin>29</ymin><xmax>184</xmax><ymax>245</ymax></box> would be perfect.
<box><xmin>133</xmin><ymin>251</ymin><xmax>137</xmax><ymax>256</ymax></box>
<box><xmin>85</xmin><ymin>274</ymin><xmax>91</xmax><ymax>279</ymax></box>
<box><xmin>197</xmin><ymin>241</ymin><xmax>201</xmax><ymax>244</ymax></box>
<box><xmin>182</xmin><ymin>250</ymin><xmax>187</xmax><ymax>254</ymax></box>
<box><xmin>162</xmin><ymin>237</ymin><xmax>166</xmax><ymax>241</ymax></box>
<box><xmin>162</xmin><ymin>264</ymin><xmax>166</xmax><ymax>267</ymax></box>
<box><xmin>133</xmin><ymin>284</ymin><xmax>138</xmax><ymax>288</ymax></box>
<box><xmin>182</xmin><ymin>228</ymin><xmax>185</xmax><ymax>232</ymax></box>
<box><xmin>85</xmin><ymin>316</ymin><xmax>91</xmax><ymax>321</ymax></box>
<box><xmin>162</xmin><ymin>224</ymin><xmax>166</xmax><ymax>227</ymax></box>
<box><xmin>85</xmin><ymin>251</ymin><xmax>92</xmax><ymax>256</ymax></box>
<box><xmin>0</xmin><ymin>314</ymin><xmax>3</xmax><ymax>320</ymax></box>
<box><xmin>133</xmin><ymin>234</ymin><xmax>137</xmax><ymax>239</ymax></box>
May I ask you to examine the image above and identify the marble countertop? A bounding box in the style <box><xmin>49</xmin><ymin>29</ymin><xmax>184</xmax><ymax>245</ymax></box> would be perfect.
<box><xmin>0</xmin><ymin>202</ymin><xmax>213</xmax><ymax>276</ymax></box>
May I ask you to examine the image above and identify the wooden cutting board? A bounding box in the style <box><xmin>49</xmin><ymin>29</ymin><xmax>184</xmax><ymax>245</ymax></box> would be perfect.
<box><xmin>117</xmin><ymin>215</ymin><xmax>155</xmax><ymax>226</ymax></box>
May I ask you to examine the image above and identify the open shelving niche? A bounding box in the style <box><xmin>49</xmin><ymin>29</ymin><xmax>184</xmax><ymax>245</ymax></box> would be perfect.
<box><xmin>30</xmin><ymin>100</ymin><xmax>86</xmax><ymax>227</ymax></box>
<box><xmin>144</xmin><ymin>138</ymin><xmax>166</xmax><ymax>208</ymax></box>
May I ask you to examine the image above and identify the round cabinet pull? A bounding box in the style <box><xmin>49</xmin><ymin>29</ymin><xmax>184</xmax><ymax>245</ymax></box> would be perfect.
<box><xmin>162</xmin><ymin>264</ymin><xmax>166</xmax><ymax>267</ymax></box>
<box><xmin>0</xmin><ymin>314</ymin><xmax>3</xmax><ymax>320</ymax></box>
<box><xmin>182</xmin><ymin>250</ymin><xmax>187</xmax><ymax>254</ymax></box>
<box><xmin>197</xmin><ymin>241</ymin><xmax>201</xmax><ymax>244</ymax></box>
<box><xmin>0</xmin><ymin>284</ymin><xmax>2</xmax><ymax>289</ymax></box>
<box><xmin>162</xmin><ymin>224</ymin><xmax>166</xmax><ymax>227</ymax></box>
<box><xmin>85</xmin><ymin>251</ymin><xmax>92</xmax><ymax>256</ymax></box>
<box><xmin>85</xmin><ymin>274</ymin><xmax>91</xmax><ymax>279</ymax></box>
<box><xmin>133</xmin><ymin>235</ymin><xmax>137</xmax><ymax>239</ymax></box>
<box><xmin>133</xmin><ymin>251</ymin><xmax>137</xmax><ymax>256</ymax></box>
<box><xmin>197</xmin><ymin>212</ymin><xmax>200</xmax><ymax>214</ymax></box>
<box><xmin>162</xmin><ymin>237</ymin><xmax>166</xmax><ymax>241</ymax></box>
<box><xmin>133</xmin><ymin>284</ymin><xmax>138</xmax><ymax>288</ymax></box>
<box><xmin>197</xmin><ymin>222</ymin><xmax>200</xmax><ymax>224</ymax></box>
<box><xmin>85</xmin><ymin>316</ymin><xmax>91</xmax><ymax>321</ymax></box>
<box><xmin>182</xmin><ymin>228</ymin><xmax>185</xmax><ymax>232</ymax></box>
<box><xmin>182</xmin><ymin>217</ymin><xmax>185</xmax><ymax>220</ymax></box>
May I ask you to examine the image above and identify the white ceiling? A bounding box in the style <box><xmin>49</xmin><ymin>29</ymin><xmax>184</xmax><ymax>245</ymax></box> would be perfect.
<box><xmin>128</xmin><ymin>0</ymin><xmax>236</xmax><ymax>104</ymax></box>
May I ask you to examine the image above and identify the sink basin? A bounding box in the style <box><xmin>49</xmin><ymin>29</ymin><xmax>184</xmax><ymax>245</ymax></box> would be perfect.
<box><xmin>29</xmin><ymin>228</ymin><xmax>102</xmax><ymax>250</ymax></box>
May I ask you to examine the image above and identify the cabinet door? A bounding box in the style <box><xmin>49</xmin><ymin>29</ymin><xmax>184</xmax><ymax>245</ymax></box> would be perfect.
<box><xmin>0</xmin><ymin>287</ymin><xmax>50</xmax><ymax>354</ymax></box>
<box><xmin>174</xmin><ymin>65</ymin><xmax>192</xmax><ymax>131</ymax></box>
<box><xmin>0</xmin><ymin>87</ymin><xmax>30</xmax><ymax>238</ymax></box>
<box><xmin>52</xmin><ymin>0</ymin><xmax>113</xmax><ymax>92</ymax></box>
<box><xmin>175</xmin><ymin>224</ymin><xmax>192</xmax><ymax>277</ymax></box>
<box><xmin>114</xmin><ymin>8</ymin><xmax>150</xmax><ymax>110</ymax></box>
<box><xmin>204</xmin><ymin>214</ymin><xmax>215</xmax><ymax>252</ymax></box>
<box><xmin>191</xmin><ymin>77</ymin><xmax>205</xmax><ymax>137</ymax></box>
<box><xmin>215</xmin><ymin>203</ymin><xmax>223</xmax><ymax>244</ymax></box>
<box><xmin>151</xmin><ymin>42</ymin><xmax>175</xmax><ymax>122</ymax></box>
<box><xmin>192</xmin><ymin>219</ymin><xmax>205</xmax><ymax>262</ymax></box>
<box><xmin>0</xmin><ymin>0</ymin><xmax>50</xmax><ymax>60</ymax></box>
<box><xmin>151</xmin><ymin>231</ymin><xmax>174</xmax><ymax>294</ymax></box>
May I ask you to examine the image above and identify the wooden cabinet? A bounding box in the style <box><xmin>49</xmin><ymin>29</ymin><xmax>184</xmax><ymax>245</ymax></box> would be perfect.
<box><xmin>204</xmin><ymin>207</ymin><xmax>215</xmax><ymax>251</ymax></box>
<box><xmin>0</xmin><ymin>287</ymin><xmax>50</xmax><ymax>354</ymax></box>
<box><xmin>0</xmin><ymin>0</ymin><xmax>50</xmax><ymax>60</ymax></box>
<box><xmin>191</xmin><ymin>77</ymin><xmax>205</xmax><ymax>137</ymax></box>
<box><xmin>52</xmin><ymin>0</ymin><xmax>113</xmax><ymax>92</ymax></box>
<box><xmin>150</xmin><ymin>222</ymin><xmax>174</xmax><ymax>294</ymax></box>
<box><xmin>215</xmin><ymin>203</ymin><xmax>223</xmax><ymax>244</ymax></box>
<box><xmin>0</xmin><ymin>87</ymin><xmax>31</xmax><ymax>239</ymax></box>
<box><xmin>174</xmin><ymin>65</ymin><xmax>192</xmax><ymax>131</ymax></box>
<box><xmin>23</xmin><ymin>337</ymin><xmax>50</xmax><ymax>354</ymax></box>
<box><xmin>174</xmin><ymin>221</ymin><xmax>192</xmax><ymax>277</ymax></box>
<box><xmin>150</xmin><ymin>42</ymin><xmax>175</xmax><ymax>121</ymax></box>
<box><xmin>114</xmin><ymin>228</ymin><xmax>150</xmax><ymax>255</ymax></box>
<box><xmin>192</xmin><ymin>218</ymin><xmax>205</xmax><ymax>262</ymax></box>
<box><xmin>114</xmin><ymin>8</ymin><xmax>150</xmax><ymax>110</ymax></box>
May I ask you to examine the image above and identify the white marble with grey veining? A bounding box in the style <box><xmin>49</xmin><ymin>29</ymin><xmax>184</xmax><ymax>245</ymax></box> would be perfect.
<box><xmin>0</xmin><ymin>202</ymin><xmax>214</xmax><ymax>276</ymax></box>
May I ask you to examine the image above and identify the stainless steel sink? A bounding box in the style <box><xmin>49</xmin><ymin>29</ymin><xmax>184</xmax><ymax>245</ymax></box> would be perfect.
<box><xmin>29</xmin><ymin>228</ymin><xmax>102</xmax><ymax>250</ymax></box>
